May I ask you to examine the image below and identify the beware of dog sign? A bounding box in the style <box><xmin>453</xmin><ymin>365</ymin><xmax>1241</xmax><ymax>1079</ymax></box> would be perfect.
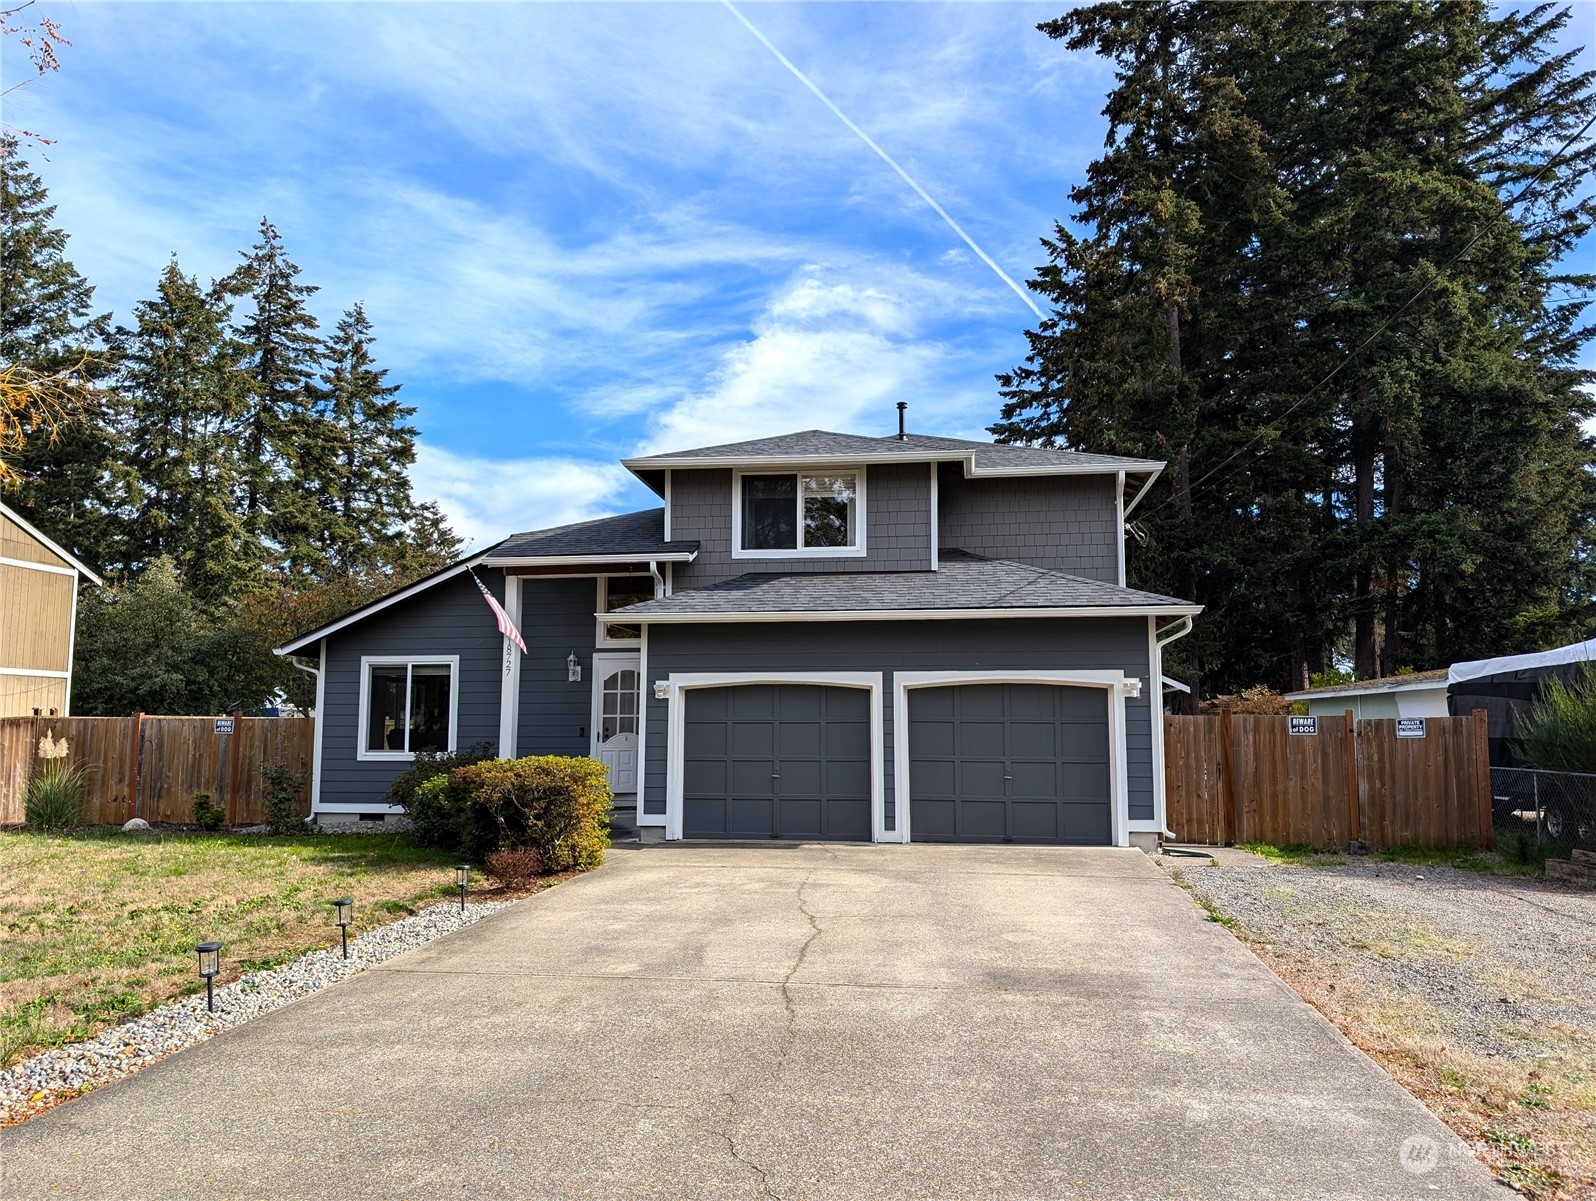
<box><xmin>1288</xmin><ymin>716</ymin><xmax>1318</xmax><ymax>736</ymax></box>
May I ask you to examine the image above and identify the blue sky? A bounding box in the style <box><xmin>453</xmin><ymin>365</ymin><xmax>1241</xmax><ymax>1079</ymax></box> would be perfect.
<box><xmin>4</xmin><ymin>2</ymin><xmax>1593</xmax><ymax>547</ymax></box>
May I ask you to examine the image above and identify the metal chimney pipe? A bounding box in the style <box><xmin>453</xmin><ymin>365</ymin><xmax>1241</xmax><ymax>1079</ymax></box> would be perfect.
<box><xmin>897</xmin><ymin>401</ymin><xmax>908</xmax><ymax>440</ymax></box>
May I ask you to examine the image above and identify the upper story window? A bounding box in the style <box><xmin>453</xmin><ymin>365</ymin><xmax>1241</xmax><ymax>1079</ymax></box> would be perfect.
<box><xmin>735</xmin><ymin>469</ymin><xmax>865</xmax><ymax>557</ymax></box>
<box><xmin>597</xmin><ymin>575</ymin><xmax>654</xmax><ymax>646</ymax></box>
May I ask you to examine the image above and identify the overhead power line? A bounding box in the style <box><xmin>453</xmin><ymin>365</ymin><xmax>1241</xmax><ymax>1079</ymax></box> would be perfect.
<box><xmin>721</xmin><ymin>0</ymin><xmax>1044</xmax><ymax>319</ymax></box>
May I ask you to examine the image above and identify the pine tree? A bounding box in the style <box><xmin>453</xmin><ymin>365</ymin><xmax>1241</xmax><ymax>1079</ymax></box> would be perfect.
<box><xmin>997</xmin><ymin>1</ymin><xmax>1596</xmax><ymax>694</ymax></box>
<box><xmin>320</xmin><ymin>303</ymin><xmax>458</xmax><ymax>577</ymax></box>
<box><xmin>0</xmin><ymin>137</ymin><xmax>113</xmax><ymax>562</ymax></box>
<box><xmin>111</xmin><ymin>257</ymin><xmax>258</xmax><ymax>598</ymax></box>
<box><xmin>226</xmin><ymin>218</ymin><xmax>336</xmax><ymax>580</ymax></box>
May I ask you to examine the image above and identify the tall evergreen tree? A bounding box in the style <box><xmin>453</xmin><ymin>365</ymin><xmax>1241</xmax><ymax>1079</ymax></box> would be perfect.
<box><xmin>0</xmin><ymin>137</ymin><xmax>113</xmax><ymax>562</ymax></box>
<box><xmin>110</xmin><ymin>257</ymin><xmax>258</xmax><ymax>599</ymax></box>
<box><xmin>226</xmin><ymin>218</ymin><xmax>336</xmax><ymax>579</ymax></box>
<box><xmin>320</xmin><ymin>303</ymin><xmax>459</xmax><ymax>577</ymax></box>
<box><xmin>996</xmin><ymin>1</ymin><xmax>1596</xmax><ymax>696</ymax></box>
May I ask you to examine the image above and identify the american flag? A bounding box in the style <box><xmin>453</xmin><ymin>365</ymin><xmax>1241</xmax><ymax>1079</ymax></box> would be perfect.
<box><xmin>471</xmin><ymin>571</ymin><xmax>527</xmax><ymax>655</ymax></box>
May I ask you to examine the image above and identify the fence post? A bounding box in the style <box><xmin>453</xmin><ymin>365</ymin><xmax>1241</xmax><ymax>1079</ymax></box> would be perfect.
<box><xmin>1533</xmin><ymin>771</ymin><xmax>1542</xmax><ymax>844</ymax></box>
<box><xmin>1345</xmin><ymin>709</ymin><xmax>1360</xmax><ymax>848</ymax></box>
<box><xmin>127</xmin><ymin>711</ymin><xmax>144</xmax><ymax>820</ymax></box>
<box><xmin>1472</xmin><ymin>708</ymin><xmax>1493</xmax><ymax>849</ymax></box>
<box><xmin>225</xmin><ymin>708</ymin><xmax>244</xmax><ymax>825</ymax></box>
<box><xmin>1218</xmin><ymin>707</ymin><xmax>1237</xmax><ymax>845</ymax></box>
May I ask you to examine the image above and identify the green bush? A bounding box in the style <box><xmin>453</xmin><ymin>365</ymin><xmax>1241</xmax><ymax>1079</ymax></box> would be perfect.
<box><xmin>456</xmin><ymin>756</ymin><xmax>611</xmax><ymax>870</ymax></box>
<box><xmin>25</xmin><ymin>761</ymin><xmax>89</xmax><ymax>831</ymax></box>
<box><xmin>383</xmin><ymin>740</ymin><xmax>496</xmax><ymax>812</ymax></box>
<box><xmin>1513</xmin><ymin>663</ymin><xmax>1596</xmax><ymax>774</ymax></box>
<box><xmin>192</xmin><ymin>792</ymin><xmax>225</xmax><ymax>831</ymax></box>
<box><xmin>260</xmin><ymin>762</ymin><xmax>309</xmax><ymax>834</ymax></box>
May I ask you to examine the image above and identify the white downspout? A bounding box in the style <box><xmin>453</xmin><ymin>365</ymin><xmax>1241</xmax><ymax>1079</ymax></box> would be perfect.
<box><xmin>1155</xmin><ymin>615</ymin><xmax>1195</xmax><ymax>841</ymax></box>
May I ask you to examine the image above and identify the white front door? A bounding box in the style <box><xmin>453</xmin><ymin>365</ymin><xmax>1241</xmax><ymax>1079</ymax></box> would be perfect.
<box><xmin>591</xmin><ymin>653</ymin><xmax>641</xmax><ymax>794</ymax></box>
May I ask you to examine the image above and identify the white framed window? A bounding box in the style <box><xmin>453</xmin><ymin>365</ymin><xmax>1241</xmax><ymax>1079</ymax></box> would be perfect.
<box><xmin>357</xmin><ymin>655</ymin><xmax>460</xmax><ymax>761</ymax></box>
<box><xmin>596</xmin><ymin>575</ymin><xmax>656</xmax><ymax>647</ymax></box>
<box><xmin>731</xmin><ymin>467</ymin><xmax>866</xmax><ymax>558</ymax></box>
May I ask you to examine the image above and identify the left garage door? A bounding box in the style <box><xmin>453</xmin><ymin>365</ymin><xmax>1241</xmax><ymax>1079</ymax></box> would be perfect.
<box><xmin>683</xmin><ymin>684</ymin><xmax>871</xmax><ymax>840</ymax></box>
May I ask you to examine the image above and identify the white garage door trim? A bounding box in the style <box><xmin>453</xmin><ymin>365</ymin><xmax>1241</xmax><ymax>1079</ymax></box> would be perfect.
<box><xmin>661</xmin><ymin>672</ymin><xmax>886</xmax><ymax>842</ymax></box>
<box><xmin>892</xmin><ymin>670</ymin><xmax>1135</xmax><ymax>848</ymax></box>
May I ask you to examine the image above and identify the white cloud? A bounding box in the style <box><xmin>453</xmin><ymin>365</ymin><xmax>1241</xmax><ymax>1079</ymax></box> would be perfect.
<box><xmin>410</xmin><ymin>445</ymin><xmax>637</xmax><ymax>550</ymax></box>
<box><xmin>640</xmin><ymin>266</ymin><xmax>987</xmax><ymax>453</ymax></box>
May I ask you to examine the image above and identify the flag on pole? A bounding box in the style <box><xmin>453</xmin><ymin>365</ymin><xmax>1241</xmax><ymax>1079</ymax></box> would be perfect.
<box><xmin>471</xmin><ymin>570</ymin><xmax>527</xmax><ymax>655</ymax></box>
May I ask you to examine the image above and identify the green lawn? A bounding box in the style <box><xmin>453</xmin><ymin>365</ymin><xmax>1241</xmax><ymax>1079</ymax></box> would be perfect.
<box><xmin>0</xmin><ymin>829</ymin><xmax>470</xmax><ymax>1067</ymax></box>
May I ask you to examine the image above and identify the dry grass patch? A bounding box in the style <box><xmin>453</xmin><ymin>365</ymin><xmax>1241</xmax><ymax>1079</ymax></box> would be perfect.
<box><xmin>0</xmin><ymin>828</ymin><xmax>473</xmax><ymax>1067</ymax></box>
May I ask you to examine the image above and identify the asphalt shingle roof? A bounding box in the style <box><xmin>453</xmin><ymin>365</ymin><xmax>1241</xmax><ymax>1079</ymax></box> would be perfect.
<box><xmin>614</xmin><ymin>550</ymin><xmax>1196</xmax><ymax>618</ymax></box>
<box><xmin>487</xmin><ymin>508</ymin><xmax>695</xmax><ymax>560</ymax></box>
<box><xmin>623</xmin><ymin>430</ymin><xmax>1162</xmax><ymax>474</ymax></box>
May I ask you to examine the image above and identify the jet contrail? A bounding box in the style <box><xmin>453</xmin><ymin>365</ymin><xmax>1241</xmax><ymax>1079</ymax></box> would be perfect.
<box><xmin>721</xmin><ymin>0</ymin><xmax>1044</xmax><ymax>319</ymax></box>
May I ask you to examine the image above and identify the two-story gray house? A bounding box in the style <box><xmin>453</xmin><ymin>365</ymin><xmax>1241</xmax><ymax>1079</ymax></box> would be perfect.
<box><xmin>275</xmin><ymin>427</ymin><xmax>1200</xmax><ymax>848</ymax></box>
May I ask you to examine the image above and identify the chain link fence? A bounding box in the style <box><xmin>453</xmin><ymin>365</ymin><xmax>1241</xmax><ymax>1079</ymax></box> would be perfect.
<box><xmin>1491</xmin><ymin>766</ymin><xmax>1596</xmax><ymax>851</ymax></box>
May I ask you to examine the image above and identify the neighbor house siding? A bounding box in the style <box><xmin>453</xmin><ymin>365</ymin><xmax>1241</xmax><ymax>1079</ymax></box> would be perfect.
<box><xmin>639</xmin><ymin>616</ymin><xmax>1156</xmax><ymax>826</ymax></box>
<box><xmin>0</xmin><ymin>512</ymin><xmax>81</xmax><ymax>718</ymax></box>
<box><xmin>318</xmin><ymin>571</ymin><xmax>506</xmax><ymax>809</ymax></box>
<box><xmin>937</xmin><ymin>466</ymin><xmax>1120</xmax><ymax>582</ymax></box>
<box><xmin>670</xmin><ymin>462</ymin><xmax>932</xmax><ymax>589</ymax></box>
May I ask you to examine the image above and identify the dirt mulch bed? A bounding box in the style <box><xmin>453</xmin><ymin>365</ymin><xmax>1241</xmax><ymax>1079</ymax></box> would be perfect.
<box><xmin>1170</xmin><ymin>854</ymin><xmax>1596</xmax><ymax>1198</ymax></box>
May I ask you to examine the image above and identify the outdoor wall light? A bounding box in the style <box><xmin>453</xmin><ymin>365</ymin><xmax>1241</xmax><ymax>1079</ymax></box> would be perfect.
<box><xmin>332</xmin><ymin>897</ymin><xmax>353</xmax><ymax>960</ymax></box>
<box><xmin>567</xmin><ymin>652</ymin><xmax>581</xmax><ymax>682</ymax></box>
<box><xmin>195</xmin><ymin>941</ymin><xmax>222</xmax><ymax>1012</ymax></box>
<box><xmin>1123</xmin><ymin>678</ymin><xmax>1143</xmax><ymax>699</ymax></box>
<box><xmin>653</xmin><ymin>681</ymin><xmax>670</xmax><ymax>701</ymax></box>
<box><xmin>455</xmin><ymin>863</ymin><xmax>470</xmax><ymax>912</ymax></box>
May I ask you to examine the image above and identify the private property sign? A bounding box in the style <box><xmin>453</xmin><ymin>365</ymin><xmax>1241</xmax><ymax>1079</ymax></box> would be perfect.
<box><xmin>1397</xmin><ymin>718</ymin><xmax>1426</xmax><ymax>738</ymax></box>
<box><xmin>1288</xmin><ymin>716</ymin><xmax>1318</xmax><ymax>736</ymax></box>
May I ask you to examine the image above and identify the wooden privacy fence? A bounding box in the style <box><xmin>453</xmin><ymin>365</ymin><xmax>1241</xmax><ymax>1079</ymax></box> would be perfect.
<box><xmin>0</xmin><ymin>714</ymin><xmax>313</xmax><ymax>826</ymax></box>
<box><xmin>1164</xmin><ymin>711</ymin><xmax>1493</xmax><ymax>850</ymax></box>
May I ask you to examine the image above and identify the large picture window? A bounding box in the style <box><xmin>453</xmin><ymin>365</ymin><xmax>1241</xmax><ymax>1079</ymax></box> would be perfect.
<box><xmin>735</xmin><ymin>469</ymin><xmax>863</xmax><ymax>556</ymax></box>
<box><xmin>359</xmin><ymin>657</ymin><xmax>458</xmax><ymax>759</ymax></box>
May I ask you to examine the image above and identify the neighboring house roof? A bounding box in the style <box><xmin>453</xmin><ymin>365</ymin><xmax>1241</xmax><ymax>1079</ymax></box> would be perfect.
<box><xmin>0</xmin><ymin>501</ymin><xmax>103</xmax><ymax>585</ymax></box>
<box><xmin>1283</xmin><ymin>668</ymin><xmax>1449</xmax><ymax>702</ymax></box>
<box><xmin>623</xmin><ymin>430</ymin><xmax>1163</xmax><ymax>477</ymax></box>
<box><xmin>611</xmin><ymin>550</ymin><xmax>1200</xmax><ymax>622</ymax></box>
<box><xmin>482</xmin><ymin>508</ymin><xmax>697</xmax><ymax>565</ymax></box>
<box><xmin>1449</xmin><ymin>637</ymin><xmax>1596</xmax><ymax>688</ymax></box>
<box><xmin>274</xmin><ymin>509</ymin><xmax>696</xmax><ymax>656</ymax></box>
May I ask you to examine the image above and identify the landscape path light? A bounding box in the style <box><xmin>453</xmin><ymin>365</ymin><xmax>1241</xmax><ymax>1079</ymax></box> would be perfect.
<box><xmin>456</xmin><ymin>863</ymin><xmax>470</xmax><ymax>912</ymax></box>
<box><xmin>332</xmin><ymin>898</ymin><xmax>353</xmax><ymax>959</ymax></box>
<box><xmin>195</xmin><ymin>941</ymin><xmax>221</xmax><ymax>1012</ymax></box>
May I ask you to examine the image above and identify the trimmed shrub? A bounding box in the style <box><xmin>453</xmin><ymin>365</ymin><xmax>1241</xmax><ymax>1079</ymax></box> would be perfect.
<box><xmin>192</xmin><ymin>793</ymin><xmax>225</xmax><ymax>831</ymax></box>
<box><xmin>485</xmin><ymin>847</ymin><xmax>544</xmax><ymax>888</ymax></box>
<box><xmin>455</xmin><ymin>756</ymin><xmax>612</xmax><ymax>869</ymax></box>
<box><xmin>261</xmin><ymin>762</ymin><xmax>309</xmax><ymax>834</ymax></box>
<box><xmin>384</xmin><ymin>740</ymin><xmax>496</xmax><ymax>813</ymax></box>
<box><xmin>25</xmin><ymin>761</ymin><xmax>89</xmax><ymax>831</ymax></box>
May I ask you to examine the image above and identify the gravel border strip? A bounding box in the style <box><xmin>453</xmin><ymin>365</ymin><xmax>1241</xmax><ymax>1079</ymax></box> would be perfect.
<box><xmin>0</xmin><ymin>898</ymin><xmax>515</xmax><ymax>1126</ymax></box>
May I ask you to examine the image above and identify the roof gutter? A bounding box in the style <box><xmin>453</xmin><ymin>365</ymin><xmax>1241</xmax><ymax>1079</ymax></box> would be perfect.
<box><xmin>483</xmin><ymin>550</ymin><xmax>697</xmax><ymax>567</ymax></box>
<box><xmin>602</xmin><ymin>604</ymin><xmax>1204</xmax><ymax>625</ymax></box>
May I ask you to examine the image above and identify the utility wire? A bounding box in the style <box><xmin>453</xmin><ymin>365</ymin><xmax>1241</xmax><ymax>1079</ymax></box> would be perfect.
<box><xmin>1145</xmin><ymin>108</ymin><xmax>1596</xmax><ymax>516</ymax></box>
<box><xmin>721</xmin><ymin>0</ymin><xmax>1044</xmax><ymax>319</ymax></box>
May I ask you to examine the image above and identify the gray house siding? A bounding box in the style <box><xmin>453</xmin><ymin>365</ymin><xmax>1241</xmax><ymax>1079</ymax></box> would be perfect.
<box><xmin>640</xmin><ymin>616</ymin><xmax>1155</xmax><ymax>827</ymax></box>
<box><xmin>515</xmin><ymin>576</ymin><xmax>603</xmax><ymax>759</ymax></box>
<box><xmin>670</xmin><ymin>462</ymin><xmax>932</xmax><ymax>589</ymax></box>
<box><xmin>937</xmin><ymin>466</ymin><xmax>1121</xmax><ymax>582</ymax></box>
<box><xmin>319</xmin><ymin>570</ymin><xmax>507</xmax><ymax>808</ymax></box>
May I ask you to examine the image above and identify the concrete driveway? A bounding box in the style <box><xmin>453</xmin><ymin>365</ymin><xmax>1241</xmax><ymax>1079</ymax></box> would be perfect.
<box><xmin>2</xmin><ymin>843</ymin><xmax>1502</xmax><ymax>1200</ymax></box>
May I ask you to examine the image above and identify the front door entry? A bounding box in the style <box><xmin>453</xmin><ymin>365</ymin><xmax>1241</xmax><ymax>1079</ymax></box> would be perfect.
<box><xmin>592</xmin><ymin>653</ymin><xmax>641</xmax><ymax>794</ymax></box>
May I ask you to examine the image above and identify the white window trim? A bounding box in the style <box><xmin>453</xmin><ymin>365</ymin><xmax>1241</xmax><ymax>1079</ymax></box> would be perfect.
<box><xmin>658</xmin><ymin>671</ymin><xmax>885</xmax><ymax>841</ymax></box>
<box><xmin>890</xmin><ymin>669</ymin><xmax>1135</xmax><ymax>848</ymax></box>
<box><xmin>356</xmin><ymin>654</ymin><xmax>461</xmax><ymax>762</ymax></box>
<box><xmin>595</xmin><ymin>575</ymin><xmax>655</xmax><ymax>649</ymax></box>
<box><xmin>730</xmin><ymin>466</ymin><xmax>868</xmax><ymax>560</ymax></box>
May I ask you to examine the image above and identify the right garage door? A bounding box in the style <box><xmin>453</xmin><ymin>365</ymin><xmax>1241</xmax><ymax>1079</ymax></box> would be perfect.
<box><xmin>907</xmin><ymin>683</ymin><xmax>1111</xmax><ymax>844</ymax></box>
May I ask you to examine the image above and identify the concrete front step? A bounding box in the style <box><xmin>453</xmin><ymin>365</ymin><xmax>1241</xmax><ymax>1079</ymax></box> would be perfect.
<box><xmin>1544</xmin><ymin>857</ymin><xmax>1596</xmax><ymax>886</ymax></box>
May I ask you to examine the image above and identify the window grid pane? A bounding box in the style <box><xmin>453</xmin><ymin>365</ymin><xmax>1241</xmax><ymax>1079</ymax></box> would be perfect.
<box><xmin>801</xmin><ymin>473</ymin><xmax>856</xmax><ymax>548</ymax></box>
<box><xmin>742</xmin><ymin>474</ymin><xmax>798</xmax><ymax>550</ymax></box>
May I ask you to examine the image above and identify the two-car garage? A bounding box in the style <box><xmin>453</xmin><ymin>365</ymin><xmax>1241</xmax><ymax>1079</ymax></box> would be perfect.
<box><xmin>678</xmin><ymin>679</ymin><xmax>1114</xmax><ymax>845</ymax></box>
